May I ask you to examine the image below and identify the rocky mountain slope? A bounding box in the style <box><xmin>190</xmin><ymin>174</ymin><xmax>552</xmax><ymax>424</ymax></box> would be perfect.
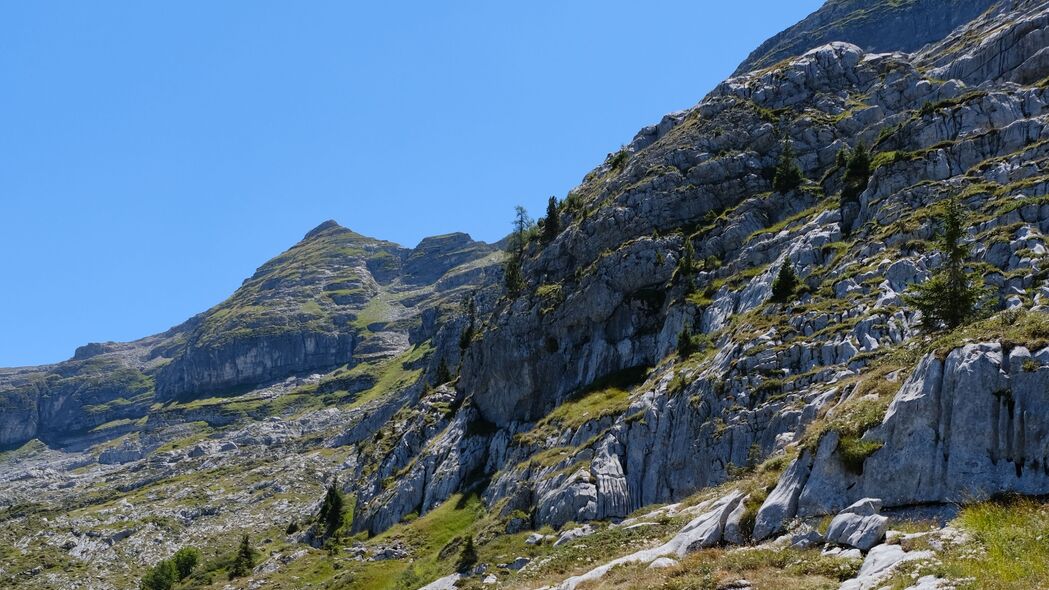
<box><xmin>5</xmin><ymin>1</ymin><xmax>1049</xmax><ymax>589</ymax></box>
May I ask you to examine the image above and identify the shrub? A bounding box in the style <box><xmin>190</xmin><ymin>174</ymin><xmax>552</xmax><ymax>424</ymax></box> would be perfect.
<box><xmin>140</xmin><ymin>560</ymin><xmax>177</xmax><ymax>590</ymax></box>
<box><xmin>140</xmin><ymin>547</ymin><xmax>200</xmax><ymax>590</ymax></box>
<box><xmin>171</xmin><ymin>547</ymin><xmax>200</xmax><ymax>581</ymax></box>
<box><xmin>677</xmin><ymin>327</ymin><xmax>700</xmax><ymax>358</ymax></box>
<box><xmin>841</xmin><ymin>142</ymin><xmax>872</xmax><ymax>205</ymax></box>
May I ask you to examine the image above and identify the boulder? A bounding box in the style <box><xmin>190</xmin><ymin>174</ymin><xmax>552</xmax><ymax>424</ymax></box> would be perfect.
<box><xmin>824</xmin><ymin>499</ymin><xmax>888</xmax><ymax>551</ymax></box>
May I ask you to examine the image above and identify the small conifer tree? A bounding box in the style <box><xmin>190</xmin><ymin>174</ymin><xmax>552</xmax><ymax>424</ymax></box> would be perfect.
<box><xmin>841</xmin><ymin>142</ymin><xmax>872</xmax><ymax>204</ymax></box>
<box><xmin>542</xmin><ymin>196</ymin><xmax>560</xmax><ymax>243</ymax></box>
<box><xmin>317</xmin><ymin>481</ymin><xmax>345</xmax><ymax>538</ymax></box>
<box><xmin>905</xmin><ymin>198</ymin><xmax>986</xmax><ymax>330</ymax></box>
<box><xmin>456</xmin><ymin>537</ymin><xmax>478</xmax><ymax>573</ymax></box>
<box><xmin>770</xmin><ymin>261</ymin><xmax>798</xmax><ymax>303</ymax></box>
<box><xmin>228</xmin><ymin>535</ymin><xmax>255</xmax><ymax>579</ymax></box>
<box><xmin>772</xmin><ymin>140</ymin><xmax>804</xmax><ymax>193</ymax></box>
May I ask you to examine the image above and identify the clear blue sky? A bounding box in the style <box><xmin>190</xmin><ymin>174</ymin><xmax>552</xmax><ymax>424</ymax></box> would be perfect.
<box><xmin>0</xmin><ymin>1</ymin><xmax>823</xmax><ymax>367</ymax></box>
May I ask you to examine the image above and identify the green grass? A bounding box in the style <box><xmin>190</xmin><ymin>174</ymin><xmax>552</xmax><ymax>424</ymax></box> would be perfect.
<box><xmin>320</xmin><ymin>493</ymin><xmax>484</xmax><ymax>590</ymax></box>
<box><xmin>515</xmin><ymin>366</ymin><xmax>650</xmax><ymax>446</ymax></box>
<box><xmin>940</xmin><ymin>498</ymin><xmax>1049</xmax><ymax>589</ymax></box>
<box><xmin>886</xmin><ymin>498</ymin><xmax>1049</xmax><ymax>590</ymax></box>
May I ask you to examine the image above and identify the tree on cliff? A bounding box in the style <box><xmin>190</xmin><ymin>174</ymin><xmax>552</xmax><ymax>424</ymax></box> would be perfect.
<box><xmin>504</xmin><ymin>205</ymin><xmax>533</xmax><ymax>294</ymax></box>
<box><xmin>317</xmin><ymin>480</ymin><xmax>345</xmax><ymax>538</ymax></box>
<box><xmin>772</xmin><ymin>140</ymin><xmax>804</xmax><ymax>194</ymax></box>
<box><xmin>905</xmin><ymin>197</ymin><xmax>987</xmax><ymax>330</ymax></box>
<box><xmin>770</xmin><ymin>260</ymin><xmax>798</xmax><ymax>303</ymax></box>
<box><xmin>542</xmin><ymin>196</ymin><xmax>560</xmax><ymax>243</ymax></box>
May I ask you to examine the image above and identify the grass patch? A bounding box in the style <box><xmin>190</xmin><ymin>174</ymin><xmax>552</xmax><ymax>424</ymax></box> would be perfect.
<box><xmin>515</xmin><ymin>366</ymin><xmax>650</xmax><ymax>446</ymax></box>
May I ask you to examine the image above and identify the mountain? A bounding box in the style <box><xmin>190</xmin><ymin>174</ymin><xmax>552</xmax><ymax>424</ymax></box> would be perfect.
<box><xmin>4</xmin><ymin>1</ymin><xmax>1049</xmax><ymax>589</ymax></box>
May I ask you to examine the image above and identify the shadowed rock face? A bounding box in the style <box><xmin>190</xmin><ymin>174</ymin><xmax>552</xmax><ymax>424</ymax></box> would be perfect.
<box><xmin>734</xmin><ymin>0</ymin><xmax>997</xmax><ymax>76</ymax></box>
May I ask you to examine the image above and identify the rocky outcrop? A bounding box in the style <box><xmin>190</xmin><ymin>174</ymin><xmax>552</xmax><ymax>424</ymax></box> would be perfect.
<box><xmin>757</xmin><ymin>341</ymin><xmax>1049</xmax><ymax>524</ymax></box>
<box><xmin>156</xmin><ymin>331</ymin><xmax>358</xmax><ymax>401</ymax></box>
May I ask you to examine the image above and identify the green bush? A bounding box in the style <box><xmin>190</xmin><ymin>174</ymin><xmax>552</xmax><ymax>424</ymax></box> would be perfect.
<box><xmin>140</xmin><ymin>560</ymin><xmax>177</xmax><ymax>590</ymax></box>
<box><xmin>841</xmin><ymin>142</ymin><xmax>872</xmax><ymax>206</ymax></box>
<box><xmin>171</xmin><ymin>547</ymin><xmax>200</xmax><ymax>581</ymax></box>
<box><xmin>318</xmin><ymin>481</ymin><xmax>346</xmax><ymax>538</ymax></box>
<box><xmin>140</xmin><ymin>547</ymin><xmax>200</xmax><ymax>590</ymax></box>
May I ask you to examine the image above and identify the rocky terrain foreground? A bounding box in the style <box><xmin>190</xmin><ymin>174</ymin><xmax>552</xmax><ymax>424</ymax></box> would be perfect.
<box><xmin>6</xmin><ymin>1</ymin><xmax>1049</xmax><ymax>589</ymax></box>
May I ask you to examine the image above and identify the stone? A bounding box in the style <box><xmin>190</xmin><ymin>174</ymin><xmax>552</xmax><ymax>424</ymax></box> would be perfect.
<box><xmin>753</xmin><ymin>452</ymin><xmax>812</xmax><ymax>540</ymax></box>
<box><xmin>648</xmin><ymin>557</ymin><xmax>678</xmax><ymax>569</ymax></box>
<box><xmin>505</xmin><ymin>557</ymin><xmax>530</xmax><ymax>571</ymax></box>
<box><xmin>554</xmin><ymin>524</ymin><xmax>595</xmax><ymax>547</ymax></box>
<box><xmin>417</xmin><ymin>573</ymin><xmax>461</xmax><ymax>590</ymax></box>
<box><xmin>825</xmin><ymin>499</ymin><xmax>888</xmax><ymax>551</ymax></box>
<box><xmin>839</xmin><ymin>544</ymin><xmax>933</xmax><ymax>590</ymax></box>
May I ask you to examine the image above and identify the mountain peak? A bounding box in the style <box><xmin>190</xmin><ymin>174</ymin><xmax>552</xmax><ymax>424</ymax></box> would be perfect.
<box><xmin>303</xmin><ymin>219</ymin><xmax>346</xmax><ymax>240</ymax></box>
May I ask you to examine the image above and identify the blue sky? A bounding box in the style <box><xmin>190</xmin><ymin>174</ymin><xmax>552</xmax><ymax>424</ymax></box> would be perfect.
<box><xmin>0</xmin><ymin>1</ymin><xmax>823</xmax><ymax>367</ymax></box>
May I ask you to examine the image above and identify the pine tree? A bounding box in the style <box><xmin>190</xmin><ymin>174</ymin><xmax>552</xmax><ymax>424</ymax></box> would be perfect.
<box><xmin>905</xmin><ymin>198</ymin><xmax>985</xmax><ymax>330</ymax></box>
<box><xmin>434</xmin><ymin>358</ymin><xmax>452</xmax><ymax>385</ymax></box>
<box><xmin>677</xmin><ymin>327</ymin><xmax>697</xmax><ymax>358</ymax></box>
<box><xmin>841</xmin><ymin>142</ymin><xmax>872</xmax><ymax>204</ymax></box>
<box><xmin>504</xmin><ymin>206</ymin><xmax>533</xmax><ymax>295</ymax></box>
<box><xmin>317</xmin><ymin>481</ymin><xmax>345</xmax><ymax>538</ymax></box>
<box><xmin>228</xmin><ymin>535</ymin><xmax>255</xmax><ymax>579</ymax></box>
<box><xmin>504</xmin><ymin>255</ymin><xmax>524</xmax><ymax>294</ymax></box>
<box><xmin>674</xmin><ymin>238</ymin><xmax>698</xmax><ymax>295</ymax></box>
<box><xmin>772</xmin><ymin>140</ymin><xmax>804</xmax><ymax>194</ymax></box>
<box><xmin>678</xmin><ymin>239</ymin><xmax>696</xmax><ymax>278</ymax></box>
<box><xmin>542</xmin><ymin>196</ymin><xmax>560</xmax><ymax>243</ymax></box>
<box><xmin>770</xmin><ymin>261</ymin><xmax>798</xmax><ymax>304</ymax></box>
<box><xmin>459</xmin><ymin>296</ymin><xmax>476</xmax><ymax>350</ymax></box>
<box><xmin>455</xmin><ymin>537</ymin><xmax>478</xmax><ymax>573</ymax></box>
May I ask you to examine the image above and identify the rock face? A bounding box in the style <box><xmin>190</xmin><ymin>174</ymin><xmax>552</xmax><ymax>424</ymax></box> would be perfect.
<box><xmin>734</xmin><ymin>0</ymin><xmax>997</xmax><ymax>75</ymax></box>
<box><xmin>790</xmin><ymin>343</ymin><xmax>1049</xmax><ymax>517</ymax></box>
